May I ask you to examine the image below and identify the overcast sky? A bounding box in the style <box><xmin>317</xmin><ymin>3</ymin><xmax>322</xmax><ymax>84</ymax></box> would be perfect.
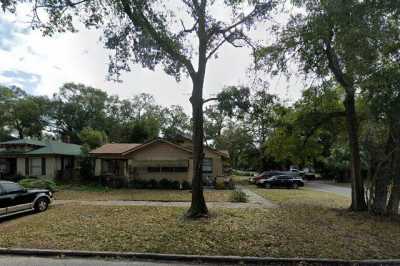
<box><xmin>0</xmin><ymin>4</ymin><xmax>304</xmax><ymax>113</ymax></box>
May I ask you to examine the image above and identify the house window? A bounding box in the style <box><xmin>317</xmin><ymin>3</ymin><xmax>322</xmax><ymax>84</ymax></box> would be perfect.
<box><xmin>30</xmin><ymin>158</ymin><xmax>42</xmax><ymax>176</ymax></box>
<box><xmin>41</xmin><ymin>158</ymin><xmax>46</xmax><ymax>175</ymax></box>
<box><xmin>147</xmin><ymin>166</ymin><xmax>188</xmax><ymax>173</ymax></box>
<box><xmin>161</xmin><ymin>167</ymin><xmax>174</xmax><ymax>172</ymax></box>
<box><xmin>148</xmin><ymin>167</ymin><xmax>161</xmax><ymax>173</ymax></box>
<box><xmin>173</xmin><ymin>167</ymin><xmax>188</xmax><ymax>172</ymax></box>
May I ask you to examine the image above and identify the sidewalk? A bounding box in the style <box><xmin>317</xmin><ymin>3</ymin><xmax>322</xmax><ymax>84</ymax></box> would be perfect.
<box><xmin>55</xmin><ymin>188</ymin><xmax>277</xmax><ymax>209</ymax></box>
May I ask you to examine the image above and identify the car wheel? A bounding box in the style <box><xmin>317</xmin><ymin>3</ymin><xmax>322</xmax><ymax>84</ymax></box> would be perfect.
<box><xmin>34</xmin><ymin>198</ymin><xmax>49</xmax><ymax>212</ymax></box>
<box><xmin>264</xmin><ymin>183</ymin><xmax>271</xmax><ymax>189</ymax></box>
<box><xmin>292</xmin><ymin>183</ymin><xmax>299</xmax><ymax>189</ymax></box>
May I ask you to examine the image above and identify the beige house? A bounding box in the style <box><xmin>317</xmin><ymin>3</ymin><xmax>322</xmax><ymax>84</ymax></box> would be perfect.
<box><xmin>0</xmin><ymin>139</ymin><xmax>82</xmax><ymax>179</ymax></box>
<box><xmin>89</xmin><ymin>137</ymin><xmax>230</xmax><ymax>183</ymax></box>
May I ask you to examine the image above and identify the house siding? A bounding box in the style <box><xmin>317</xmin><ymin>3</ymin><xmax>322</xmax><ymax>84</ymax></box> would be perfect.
<box><xmin>91</xmin><ymin>140</ymin><xmax>229</xmax><ymax>184</ymax></box>
<box><xmin>127</xmin><ymin>142</ymin><xmax>191</xmax><ymax>182</ymax></box>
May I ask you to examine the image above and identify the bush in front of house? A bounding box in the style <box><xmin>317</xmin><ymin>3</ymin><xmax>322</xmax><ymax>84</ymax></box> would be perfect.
<box><xmin>230</xmin><ymin>189</ymin><xmax>248</xmax><ymax>203</ymax></box>
<box><xmin>19</xmin><ymin>178</ymin><xmax>57</xmax><ymax>192</ymax></box>
<box><xmin>171</xmin><ymin>180</ymin><xmax>180</xmax><ymax>190</ymax></box>
<box><xmin>147</xmin><ymin>179</ymin><xmax>159</xmax><ymax>189</ymax></box>
<box><xmin>181</xmin><ymin>180</ymin><xmax>191</xmax><ymax>190</ymax></box>
<box><xmin>128</xmin><ymin>179</ymin><xmax>145</xmax><ymax>189</ymax></box>
<box><xmin>100</xmin><ymin>175</ymin><xmax>128</xmax><ymax>188</ymax></box>
<box><xmin>215</xmin><ymin>176</ymin><xmax>235</xmax><ymax>190</ymax></box>
<box><xmin>159</xmin><ymin>178</ymin><xmax>172</xmax><ymax>189</ymax></box>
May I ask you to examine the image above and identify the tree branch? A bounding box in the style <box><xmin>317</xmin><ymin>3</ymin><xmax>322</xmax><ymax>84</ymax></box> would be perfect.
<box><xmin>323</xmin><ymin>30</ymin><xmax>354</xmax><ymax>91</ymax></box>
<box><xmin>120</xmin><ymin>0</ymin><xmax>197</xmax><ymax>79</ymax></box>
<box><xmin>202</xmin><ymin>97</ymin><xmax>218</xmax><ymax>105</ymax></box>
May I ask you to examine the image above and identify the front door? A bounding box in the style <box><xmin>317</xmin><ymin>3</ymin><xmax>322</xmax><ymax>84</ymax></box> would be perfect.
<box><xmin>202</xmin><ymin>158</ymin><xmax>213</xmax><ymax>183</ymax></box>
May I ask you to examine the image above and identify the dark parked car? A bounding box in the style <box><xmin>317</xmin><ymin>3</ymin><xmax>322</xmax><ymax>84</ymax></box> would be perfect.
<box><xmin>0</xmin><ymin>181</ymin><xmax>53</xmax><ymax>219</ymax></box>
<box><xmin>256</xmin><ymin>175</ymin><xmax>304</xmax><ymax>189</ymax></box>
<box><xmin>251</xmin><ymin>170</ymin><xmax>299</xmax><ymax>184</ymax></box>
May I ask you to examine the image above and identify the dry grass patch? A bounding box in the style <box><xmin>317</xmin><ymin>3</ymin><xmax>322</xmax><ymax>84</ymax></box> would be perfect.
<box><xmin>1</xmin><ymin>201</ymin><xmax>400</xmax><ymax>259</ymax></box>
<box><xmin>55</xmin><ymin>189</ymin><xmax>231</xmax><ymax>202</ymax></box>
<box><xmin>253</xmin><ymin>187</ymin><xmax>350</xmax><ymax>208</ymax></box>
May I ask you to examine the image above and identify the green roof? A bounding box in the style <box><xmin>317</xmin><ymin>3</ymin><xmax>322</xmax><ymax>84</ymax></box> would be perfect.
<box><xmin>25</xmin><ymin>142</ymin><xmax>83</xmax><ymax>156</ymax></box>
<box><xmin>0</xmin><ymin>139</ymin><xmax>82</xmax><ymax>157</ymax></box>
<box><xmin>0</xmin><ymin>139</ymin><xmax>46</xmax><ymax>146</ymax></box>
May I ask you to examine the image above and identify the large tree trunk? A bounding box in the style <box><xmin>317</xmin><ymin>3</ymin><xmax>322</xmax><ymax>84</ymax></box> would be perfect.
<box><xmin>186</xmin><ymin>80</ymin><xmax>208</xmax><ymax>218</ymax></box>
<box><xmin>371</xmin><ymin>130</ymin><xmax>393</xmax><ymax>214</ymax></box>
<box><xmin>387</xmin><ymin>122</ymin><xmax>400</xmax><ymax>215</ymax></box>
<box><xmin>372</xmin><ymin>176</ymin><xmax>390</xmax><ymax>214</ymax></box>
<box><xmin>186</xmin><ymin>0</ymin><xmax>209</xmax><ymax>218</ymax></box>
<box><xmin>344</xmin><ymin>91</ymin><xmax>367</xmax><ymax>211</ymax></box>
<box><xmin>323</xmin><ymin>37</ymin><xmax>366</xmax><ymax>211</ymax></box>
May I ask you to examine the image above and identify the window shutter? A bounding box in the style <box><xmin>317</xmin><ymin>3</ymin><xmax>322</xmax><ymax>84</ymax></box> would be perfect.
<box><xmin>41</xmin><ymin>158</ymin><xmax>46</xmax><ymax>175</ymax></box>
<box><xmin>25</xmin><ymin>158</ymin><xmax>29</xmax><ymax>176</ymax></box>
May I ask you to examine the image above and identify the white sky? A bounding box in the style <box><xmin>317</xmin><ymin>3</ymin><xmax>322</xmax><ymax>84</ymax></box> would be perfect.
<box><xmin>0</xmin><ymin>3</ymin><xmax>304</xmax><ymax>113</ymax></box>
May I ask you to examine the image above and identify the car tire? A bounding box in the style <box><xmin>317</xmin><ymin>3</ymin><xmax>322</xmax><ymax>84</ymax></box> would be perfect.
<box><xmin>34</xmin><ymin>198</ymin><xmax>49</xmax><ymax>212</ymax></box>
<box><xmin>264</xmin><ymin>183</ymin><xmax>271</xmax><ymax>189</ymax></box>
<box><xmin>292</xmin><ymin>183</ymin><xmax>299</xmax><ymax>189</ymax></box>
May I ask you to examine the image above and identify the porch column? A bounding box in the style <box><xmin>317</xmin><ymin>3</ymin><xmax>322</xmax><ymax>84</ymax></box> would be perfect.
<box><xmin>16</xmin><ymin>158</ymin><xmax>25</xmax><ymax>176</ymax></box>
<box><xmin>95</xmin><ymin>159</ymin><xmax>102</xmax><ymax>176</ymax></box>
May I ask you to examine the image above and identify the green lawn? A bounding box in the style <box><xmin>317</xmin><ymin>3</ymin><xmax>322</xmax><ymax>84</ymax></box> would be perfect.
<box><xmin>55</xmin><ymin>189</ymin><xmax>232</xmax><ymax>202</ymax></box>
<box><xmin>2</xmin><ymin>188</ymin><xmax>400</xmax><ymax>259</ymax></box>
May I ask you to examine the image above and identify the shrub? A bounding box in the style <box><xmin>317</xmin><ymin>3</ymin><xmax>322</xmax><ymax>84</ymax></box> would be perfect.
<box><xmin>171</xmin><ymin>180</ymin><xmax>180</xmax><ymax>190</ymax></box>
<box><xmin>147</xmin><ymin>179</ymin><xmax>159</xmax><ymax>189</ymax></box>
<box><xmin>19</xmin><ymin>178</ymin><xmax>57</xmax><ymax>192</ymax></box>
<box><xmin>128</xmin><ymin>179</ymin><xmax>147</xmax><ymax>189</ymax></box>
<box><xmin>215</xmin><ymin>176</ymin><xmax>235</xmax><ymax>190</ymax></box>
<box><xmin>159</xmin><ymin>178</ymin><xmax>172</xmax><ymax>189</ymax></box>
<box><xmin>230</xmin><ymin>189</ymin><xmax>248</xmax><ymax>203</ymax></box>
<box><xmin>181</xmin><ymin>180</ymin><xmax>191</xmax><ymax>190</ymax></box>
<box><xmin>100</xmin><ymin>175</ymin><xmax>127</xmax><ymax>188</ymax></box>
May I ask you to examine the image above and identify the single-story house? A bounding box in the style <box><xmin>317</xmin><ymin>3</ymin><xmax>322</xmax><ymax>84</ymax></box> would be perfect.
<box><xmin>89</xmin><ymin>137</ymin><xmax>230</xmax><ymax>183</ymax></box>
<box><xmin>0</xmin><ymin>139</ymin><xmax>82</xmax><ymax>179</ymax></box>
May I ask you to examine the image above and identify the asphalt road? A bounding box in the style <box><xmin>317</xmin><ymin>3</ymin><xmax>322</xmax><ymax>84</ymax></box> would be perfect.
<box><xmin>0</xmin><ymin>256</ymin><xmax>224</xmax><ymax>266</ymax></box>
<box><xmin>305</xmin><ymin>181</ymin><xmax>351</xmax><ymax>198</ymax></box>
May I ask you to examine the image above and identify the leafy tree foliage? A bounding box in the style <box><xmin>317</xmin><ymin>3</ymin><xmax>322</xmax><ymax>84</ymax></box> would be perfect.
<box><xmin>1</xmin><ymin>0</ymin><xmax>278</xmax><ymax>218</ymax></box>
<box><xmin>160</xmin><ymin>105</ymin><xmax>191</xmax><ymax>139</ymax></box>
<box><xmin>256</xmin><ymin>0</ymin><xmax>400</xmax><ymax>212</ymax></box>
<box><xmin>79</xmin><ymin>127</ymin><xmax>107</xmax><ymax>150</ymax></box>
<box><xmin>0</xmin><ymin>85</ymin><xmax>51</xmax><ymax>139</ymax></box>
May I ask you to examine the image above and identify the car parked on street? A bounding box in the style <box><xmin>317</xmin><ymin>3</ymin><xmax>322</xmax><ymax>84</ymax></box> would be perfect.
<box><xmin>256</xmin><ymin>174</ymin><xmax>304</xmax><ymax>189</ymax></box>
<box><xmin>0</xmin><ymin>181</ymin><xmax>53</xmax><ymax>219</ymax></box>
<box><xmin>251</xmin><ymin>170</ymin><xmax>299</xmax><ymax>184</ymax></box>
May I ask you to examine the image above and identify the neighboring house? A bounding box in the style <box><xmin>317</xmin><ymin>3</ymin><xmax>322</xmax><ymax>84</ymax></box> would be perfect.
<box><xmin>0</xmin><ymin>139</ymin><xmax>82</xmax><ymax>179</ymax></box>
<box><xmin>89</xmin><ymin>137</ymin><xmax>230</xmax><ymax>183</ymax></box>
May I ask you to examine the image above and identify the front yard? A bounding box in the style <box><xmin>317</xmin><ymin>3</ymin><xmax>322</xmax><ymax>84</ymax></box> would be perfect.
<box><xmin>1</xmin><ymin>185</ymin><xmax>400</xmax><ymax>259</ymax></box>
<box><xmin>55</xmin><ymin>189</ymin><xmax>232</xmax><ymax>202</ymax></box>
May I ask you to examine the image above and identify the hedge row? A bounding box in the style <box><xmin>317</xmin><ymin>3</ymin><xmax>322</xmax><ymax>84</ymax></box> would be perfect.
<box><xmin>100</xmin><ymin>176</ymin><xmax>192</xmax><ymax>190</ymax></box>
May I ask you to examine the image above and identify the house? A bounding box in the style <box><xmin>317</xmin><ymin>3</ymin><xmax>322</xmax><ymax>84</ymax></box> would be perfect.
<box><xmin>0</xmin><ymin>139</ymin><xmax>83</xmax><ymax>179</ymax></box>
<box><xmin>89</xmin><ymin>137</ymin><xmax>230</xmax><ymax>183</ymax></box>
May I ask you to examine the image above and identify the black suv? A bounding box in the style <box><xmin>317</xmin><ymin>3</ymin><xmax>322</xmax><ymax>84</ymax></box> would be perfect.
<box><xmin>0</xmin><ymin>181</ymin><xmax>53</xmax><ymax>219</ymax></box>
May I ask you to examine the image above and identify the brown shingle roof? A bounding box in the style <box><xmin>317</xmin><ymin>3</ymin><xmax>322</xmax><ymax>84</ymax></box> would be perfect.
<box><xmin>89</xmin><ymin>143</ymin><xmax>142</xmax><ymax>154</ymax></box>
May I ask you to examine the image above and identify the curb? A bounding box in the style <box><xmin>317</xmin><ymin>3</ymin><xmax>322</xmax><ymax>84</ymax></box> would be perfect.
<box><xmin>0</xmin><ymin>248</ymin><xmax>399</xmax><ymax>265</ymax></box>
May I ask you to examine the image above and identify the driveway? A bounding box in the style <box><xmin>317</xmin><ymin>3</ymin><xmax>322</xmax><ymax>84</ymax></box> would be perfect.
<box><xmin>305</xmin><ymin>181</ymin><xmax>351</xmax><ymax>198</ymax></box>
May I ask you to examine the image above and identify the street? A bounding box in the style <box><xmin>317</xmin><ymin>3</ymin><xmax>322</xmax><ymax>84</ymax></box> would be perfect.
<box><xmin>305</xmin><ymin>181</ymin><xmax>351</xmax><ymax>198</ymax></box>
<box><xmin>0</xmin><ymin>255</ymin><xmax>223</xmax><ymax>266</ymax></box>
